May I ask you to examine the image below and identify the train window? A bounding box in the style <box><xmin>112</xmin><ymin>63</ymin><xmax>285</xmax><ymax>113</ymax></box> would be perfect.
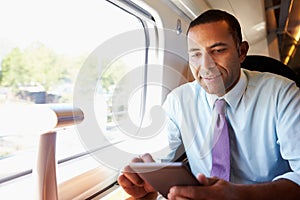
<box><xmin>0</xmin><ymin>0</ymin><xmax>153</xmax><ymax>198</ymax></box>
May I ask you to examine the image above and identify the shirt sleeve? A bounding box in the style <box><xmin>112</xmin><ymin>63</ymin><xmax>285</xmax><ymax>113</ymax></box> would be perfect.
<box><xmin>159</xmin><ymin>91</ymin><xmax>184</xmax><ymax>163</ymax></box>
<box><xmin>274</xmin><ymin>81</ymin><xmax>300</xmax><ymax>185</ymax></box>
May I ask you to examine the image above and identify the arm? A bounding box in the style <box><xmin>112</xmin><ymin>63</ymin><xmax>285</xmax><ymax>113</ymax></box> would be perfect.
<box><xmin>118</xmin><ymin>92</ymin><xmax>184</xmax><ymax>199</ymax></box>
<box><xmin>235</xmin><ymin>178</ymin><xmax>300</xmax><ymax>200</ymax></box>
<box><xmin>275</xmin><ymin>82</ymin><xmax>300</xmax><ymax>184</ymax></box>
<box><xmin>168</xmin><ymin>174</ymin><xmax>300</xmax><ymax>200</ymax></box>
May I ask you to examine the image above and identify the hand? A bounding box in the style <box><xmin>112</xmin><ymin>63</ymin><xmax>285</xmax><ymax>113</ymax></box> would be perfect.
<box><xmin>118</xmin><ymin>153</ymin><xmax>157</xmax><ymax>199</ymax></box>
<box><xmin>168</xmin><ymin>175</ymin><xmax>300</xmax><ymax>200</ymax></box>
<box><xmin>167</xmin><ymin>174</ymin><xmax>236</xmax><ymax>200</ymax></box>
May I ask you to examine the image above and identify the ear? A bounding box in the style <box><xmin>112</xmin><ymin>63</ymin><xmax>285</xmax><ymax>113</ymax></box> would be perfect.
<box><xmin>238</xmin><ymin>41</ymin><xmax>249</xmax><ymax>63</ymax></box>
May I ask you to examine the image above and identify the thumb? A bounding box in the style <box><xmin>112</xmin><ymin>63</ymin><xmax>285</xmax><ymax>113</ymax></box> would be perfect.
<box><xmin>196</xmin><ymin>173</ymin><xmax>210</xmax><ymax>185</ymax></box>
<box><xmin>140</xmin><ymin>153</ymin><xmax>155</xmax><ymax>162</ymax></box>
<box><xmin>197</xmin><ymin>173</ymin><xmax>219</xmax><ymax>186</ymax></box>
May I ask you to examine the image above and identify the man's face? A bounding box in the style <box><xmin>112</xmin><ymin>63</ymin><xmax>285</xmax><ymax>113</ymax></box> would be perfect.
<box><xmin>187</xmin><ymin>21</ymin><xmax>244</xmax><ymax>96</ymax></box>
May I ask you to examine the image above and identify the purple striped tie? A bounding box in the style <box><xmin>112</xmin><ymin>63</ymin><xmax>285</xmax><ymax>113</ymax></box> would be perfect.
<box><xmin>210</xmin><ymin>99</ymin><xmax>230</xmax><ymax>181</ymax></box>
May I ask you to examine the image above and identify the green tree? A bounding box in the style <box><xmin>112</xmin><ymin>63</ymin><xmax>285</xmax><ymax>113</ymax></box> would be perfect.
<box><xmin>0</xmin><ymin>42</ymin><xmax>83</xmax><ymax>91</ymax></box>
<box><xmin>1</xmin><ymin>47</ymin><xmax>29</xmax><ymax>88</ymax></box>
<box><xmin>100</xmin><ymin>59</ymin><xmax>127</xmax><ymax>93</ymax></box>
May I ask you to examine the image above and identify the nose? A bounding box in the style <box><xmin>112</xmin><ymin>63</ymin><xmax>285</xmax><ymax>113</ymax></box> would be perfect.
<box><xmin>202</xmin><ymin>52</ymin><xmax>216</xmax><ymax>70</ymax></box>
<box><xmin>199</xmin><ymin>52</ymin><xmax>216</xmax><ymax>77</ymax></box>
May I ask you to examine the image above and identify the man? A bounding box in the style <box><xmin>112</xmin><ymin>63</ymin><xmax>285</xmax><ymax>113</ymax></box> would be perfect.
<box><xmin>118</xmin><ymin>9</ymin><xmax>300</xmax><ymax>199</ymax></box>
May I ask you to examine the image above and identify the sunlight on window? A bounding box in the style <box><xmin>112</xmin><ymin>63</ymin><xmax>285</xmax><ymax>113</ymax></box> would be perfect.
<box><xmin>0</xmin><ymin>1</ymin><xmax>145</xmax><ymax>196</ymax></box>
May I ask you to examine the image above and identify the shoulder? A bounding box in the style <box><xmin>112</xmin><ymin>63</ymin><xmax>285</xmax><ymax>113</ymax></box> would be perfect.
<box><xmin>165</xmin><ymin>81</ymin><xmax>200</xmax><ymax>102</ymax></box>
<box><xmin>163</xmin><ymin>80</ymin><xmax>201</xmax><ymax>110</ymax></box>
<box><xmin>241</xmin><ymin>69</ymin><xmax>300</xmax><ymax>108</ymax></box>
<box><xmin>166</xmin><ymin>81</ymin><xmax>198</xmax><ymax>97</ymax></box>
<box><xmin>242</xmin><ymin>68</ymin><xmax>297</xmax><ymax>90</ymax></box>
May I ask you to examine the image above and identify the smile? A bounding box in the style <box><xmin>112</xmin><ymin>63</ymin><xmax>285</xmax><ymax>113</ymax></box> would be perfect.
<box><xmin>201</xmin><ymin>74</ymin><xmax>222</xmax><ymax>80</ymax></box>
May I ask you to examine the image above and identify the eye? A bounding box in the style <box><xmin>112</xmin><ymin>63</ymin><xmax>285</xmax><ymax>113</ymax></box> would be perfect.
<box><xmin>190</xmin><ymin>51</ymin><xmax>202</xmax><ymax>58</ymax></box>
<box><xmin>212</xmin><ymin>48</ymin><xmax>226</xmax><ymax>54</ymax></box>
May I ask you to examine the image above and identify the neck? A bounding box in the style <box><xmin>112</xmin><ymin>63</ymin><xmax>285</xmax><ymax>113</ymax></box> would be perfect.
<box><xmin>225</xmin><ymin>72</ymin><xmax>241</xmax><ymax>94</ymax></box>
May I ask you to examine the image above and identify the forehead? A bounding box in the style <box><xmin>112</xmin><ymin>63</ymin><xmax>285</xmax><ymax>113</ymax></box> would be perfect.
<box><xmin>187</xmin><ymin>21</ymin><xmax>234</xmax><ymax>48</ymax></box>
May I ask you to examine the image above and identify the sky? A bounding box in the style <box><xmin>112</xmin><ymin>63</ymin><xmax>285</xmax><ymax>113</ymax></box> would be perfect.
<box><xmin>0</xmin><ymin>0</ymin><xmax>142</xmax><ymax>57</ymax></box>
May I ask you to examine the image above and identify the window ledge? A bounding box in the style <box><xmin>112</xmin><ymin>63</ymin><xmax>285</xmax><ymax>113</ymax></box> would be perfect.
<box><xmin>59</xmin><ymin>166</ymin><xmax>118</xmax><ymax>200</ymax></box>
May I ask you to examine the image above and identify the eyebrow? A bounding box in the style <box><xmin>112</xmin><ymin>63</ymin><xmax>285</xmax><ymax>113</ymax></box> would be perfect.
<box><xmin>209</xmin><ymin>42</ymin><xmax>227</xmax><ymax>48</ymax></box>
<box><xmin>188</xmin><ymin>42</ymin><xmax>228</xmax><ymax>52</ymax></box>
<box><xmin>188</xmin><ymin>48</ymin><xmax>201</xmax><ymax>52</ymax></box>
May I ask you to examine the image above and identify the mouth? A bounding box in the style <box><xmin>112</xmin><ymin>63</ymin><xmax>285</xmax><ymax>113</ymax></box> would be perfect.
<box><xmin>200</xmin><ymin>74</ymin><xmax>222</xmax><ymax>81</ymax></box>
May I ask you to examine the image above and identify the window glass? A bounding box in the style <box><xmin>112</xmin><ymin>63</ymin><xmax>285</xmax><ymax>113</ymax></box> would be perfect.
<box><xmin>0</xmin><ymin>0</ymin><xmax>145</xmax><ymax>197</ymax></box>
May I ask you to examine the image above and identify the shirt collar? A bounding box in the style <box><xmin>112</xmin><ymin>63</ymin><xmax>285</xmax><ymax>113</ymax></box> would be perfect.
<box><xmin>207</xmin><ymin>69</ymin><xmax>247</xmax><ymax>110</ymax></box>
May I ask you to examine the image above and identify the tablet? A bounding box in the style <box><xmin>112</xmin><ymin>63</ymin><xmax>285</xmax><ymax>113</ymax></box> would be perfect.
<box><xmin>129</xmin><ymin>162</ymin><xmax>201</xmax><ymax>198</ymax></box>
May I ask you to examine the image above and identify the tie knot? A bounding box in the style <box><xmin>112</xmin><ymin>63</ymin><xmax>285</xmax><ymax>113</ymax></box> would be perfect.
<box><xmin>215</xmin><ymin>99</ymin><xmax>226</xmax><ymax>114</ymax></box>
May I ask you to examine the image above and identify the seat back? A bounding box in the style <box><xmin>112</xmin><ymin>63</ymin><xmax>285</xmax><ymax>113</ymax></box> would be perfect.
<box><xmin>241</xmin><ymin>55</ymin><xmax>300</xmax><ymax>87</ymax></box>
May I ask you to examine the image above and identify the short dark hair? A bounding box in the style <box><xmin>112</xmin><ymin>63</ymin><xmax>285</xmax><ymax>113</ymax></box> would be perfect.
<box><xmin>187</xmin><ymin>9</ymin><xmax>242</xmax><ymax>45</ymax></box>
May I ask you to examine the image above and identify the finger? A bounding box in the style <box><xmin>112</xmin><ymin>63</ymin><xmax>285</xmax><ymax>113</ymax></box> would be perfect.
<box><xmin>121</xmin><ymin>182</ymin><xmax>149</xmax><ymax>198</ymax></box>
<box><xmin>121</xmin><ymin>164</ymin><xmax>135</xmax><ymax>173</ymax></box>
<box><xmin>207</xmin><ymin>176</ymin><xmax>220</xmax><ymax>185</ymax></box>
<box><xmin>140</xmin><ymin>153</ymin><xmax>155</xmax><ymax>162</ymax></box>
<box><xmin>196</xmin><ymin>173</ymin><xmax>220</xmax><ymax>186</ymax></box>
<box><xmin>175</xmin><ymin>197</ymin><xmax>189</xmax><ymax>200</ymax></box>
<box><xmin>123</xmin><ymin>172</ymin><xmax>144</xmax><ymax>187</ymax></box>
<box><xmin>122</xmin><ymin>165</ymin><xmax>144</xmax><ymax>186</ymax></box>
<box><xmin>168</xmin><ymin>186</ymin><xmax>197</xmax><ymax>199</ymax></box>
<box><xmin>167</xmin><ymin>190</ymin><xmax>189</xmax><ymax>200</ymax></box>
<box><xmin>167</xmin><ymin>191</ymin><xmax>189</xmax><ymax>200</ymax></box>
<box><xmin>118</xmin><ymin>174</ymin><xmax>134</xmax><ymax>188</ymax></box>
<box><xmin>197</xmin><ymin>173</ymin><xmax>209</xmax><ymax>185</ymax></box>
<box><xmin>131</xmin><ymin>156</ymin><xmax>144</xmax><ymax>163</ymax></box>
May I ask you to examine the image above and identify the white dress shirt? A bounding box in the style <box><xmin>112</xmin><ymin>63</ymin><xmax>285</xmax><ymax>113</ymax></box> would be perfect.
<box><xmin>162</xmin><ymin>68</ymin><xmax>300</xmax><ymax>185</ymax></box>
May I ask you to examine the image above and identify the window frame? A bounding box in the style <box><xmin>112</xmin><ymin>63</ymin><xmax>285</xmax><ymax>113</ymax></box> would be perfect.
<box><xmin>0</xmin><ymin>0</ymin><xmax>158</xmax><ymax>199</ymax></box>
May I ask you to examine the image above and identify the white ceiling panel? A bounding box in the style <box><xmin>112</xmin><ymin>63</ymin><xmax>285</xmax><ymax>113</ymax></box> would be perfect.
<box><xmin>206</xmin><ymin>0</ymin><xmax>266</xmax><ymax>44</ymax></box>
<box><xmin>170</xmin><ymin>0</ymin><xmax>267</xmax><ymax>45</ymax></box>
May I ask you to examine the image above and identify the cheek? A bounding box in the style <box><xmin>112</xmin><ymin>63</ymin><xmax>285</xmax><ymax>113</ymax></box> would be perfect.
<box><xmin>223</xmin><ymin>62</ymin><xmax>241</xmax><ymax>85</ymax></box>
<box><xmin>223</xmin><ymin>55</ymin><xmax>240</xmax><ymax>73</ymax></box>
<box><xmin>189</xmin><ymin>66</ymin><xmax>199</xmax><ymax>78</ymax></box>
